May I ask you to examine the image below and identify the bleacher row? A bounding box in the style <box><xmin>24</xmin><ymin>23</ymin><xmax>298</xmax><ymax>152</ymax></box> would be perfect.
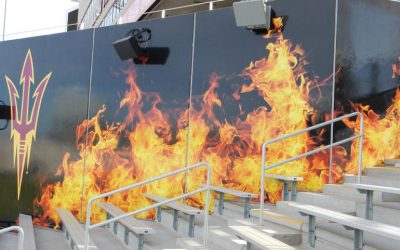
<box><xmin>1</xmin><ymin>161</ymin><xmax>400</xmax><ymax>250</ymax></box>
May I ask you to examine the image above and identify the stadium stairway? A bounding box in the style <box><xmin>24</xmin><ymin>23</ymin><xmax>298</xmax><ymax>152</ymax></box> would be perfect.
<box><xmin>2</xmin><ymin>160</ymin><xmax>400</xmax><ymax>250</ymax></box>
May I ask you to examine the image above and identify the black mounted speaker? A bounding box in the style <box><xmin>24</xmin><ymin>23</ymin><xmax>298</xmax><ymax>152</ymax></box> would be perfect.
<box><xmin>113</xmin><ymin>35</ymin><xmax>145</xmax><ymax>61</ymax></box>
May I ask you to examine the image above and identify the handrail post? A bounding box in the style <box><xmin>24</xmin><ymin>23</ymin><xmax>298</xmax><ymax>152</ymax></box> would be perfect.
<box><xmin>357</xmin><ymin>114</ymin><xmax>364</xmax><ymax>183</ymax></box>
<box><xmin>203</xmin><ymin>163</ymin><xmax>212</xmax><ymax>246</ymax></box>
<box><xmin>259</xmin><ymin>112</ymin><xmax>364</xmax><ymax>227</ymax></box>
<box><xmin>83</xmin><ymin>162</ymin><xmax>212</xmax><ymax>249</ymax></box>
<box><xmin>84</xmin><ymin>199</ymin><xmax>93</xmax><ymax>250</ymax></box>
<box><xmin>260</xmin><ymin>143</ymin><xmax>267</xmax><ymax>226</ymax></box>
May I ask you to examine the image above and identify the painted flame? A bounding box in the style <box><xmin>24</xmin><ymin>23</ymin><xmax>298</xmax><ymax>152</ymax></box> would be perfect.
<box><xmin>34</xmin><ymin>25</ymin><xmax>346</xmax><ymax>226</ymax></box>
<box><xmin>392</xmin><ymin>57</ymin><xmax>400</xmax><ymax>78</ymax></box>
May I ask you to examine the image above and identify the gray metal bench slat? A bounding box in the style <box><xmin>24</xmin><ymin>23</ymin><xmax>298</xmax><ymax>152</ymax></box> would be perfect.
<box><xmin>199</xmin><ymin>184</ymin><xmax>259</xmax><ymax>198</ymax></box>
<box><xmin>56</xmin><ymin>208</ymin><xmax>98</xmax><ymax>250</ymax></box>
<box><xmin>230</xmin><ymin>226</ymin><xmax>296</xmax><ymax>250</ymax></box>
<box><xmin>284</xmin><ymin>201</ymin><xmax>400</xmax><ymax>241</ymax></box>
<box><xmin>144</xmin><ymin>193</ymin><xmax>203</xmax><ymax>215</ymax></box>
<box><xmin>344</xmin><ymin>183</ymin><xmax>400</xmax><ymax>194</ymax></box>
<box><xmin>265</xmin><ymin>174</ymin><xmax>303</xmax><ymax>182</ymax></box>
<box><xmin>19</xmin><ymin>214</ymin><xmax>36</xmax><ymax>250</ymax></box>
<box><xmin>97</xmin><ymin>203</ymin><xmax>155</xmax><ymax>235</ymax></box>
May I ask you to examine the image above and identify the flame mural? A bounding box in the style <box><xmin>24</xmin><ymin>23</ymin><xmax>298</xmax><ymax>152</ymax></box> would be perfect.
<box><xmin>340</xmin><ymin>59</ymin><xmax>400</xmax><ymax>172</ymax></box>
<box><xmin>4</xmin><ymin>49</ymin><xmax>51</xmax><ymax>200</ymax></box>
<box><xmin>393</xmin><ymin>57</ymin><xmax>400</xmax><ymax>78</ymax></box>
<box><xmin>31</xmin><ymin>21</ymin><xmax>400</xmax><ymax>228</ymax></box>
<box><xmin>33</xmin><ymin>28</ymin><xmax>339</xmax><ymax>226</ymax></box>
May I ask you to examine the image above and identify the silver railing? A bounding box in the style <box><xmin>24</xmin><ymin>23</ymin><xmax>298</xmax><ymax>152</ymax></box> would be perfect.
<box><xmin>84</xmin><ymin>162</ymin><xmax>212</xmax><ymax>250</ymax></box>
<box><xmin>259</xmin><ymin>112</ymin><xmax>364</xmax><ymax>225</ymax></box>
<box><xmin>0</xmin><ymin>226</ymin><xmax>24</xmax><ymax>250</ymax></box>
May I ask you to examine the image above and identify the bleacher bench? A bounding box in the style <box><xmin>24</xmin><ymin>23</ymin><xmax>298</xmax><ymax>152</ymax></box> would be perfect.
<box><xmin>56</xmin><ymin>208</ymin><xmax>99</xmax><ymax>250</ymax></box>
<box><xmin>97</xmin><ymin>202</ymin><xmax>155</xmax><ymax>250</ymax></box>
<box><xmin>200</xmin><ymin>184</ymin><xmax>258</xmax><ymax>218</ymax></box>
<box><xmin>144</xmin><ymin>193</ymin><xmax>203</xmax><ymax>237</ymax></box>
<box><xmin>344</xmin><ymin>183</ymin><xmax>400</xmax><ymax>220</ymax></box>
<box><xmin>229</xmin><ymin>226</ymin><xmax>296</xmax><ymax>250</ymax></box>
<box><xmin>265</xmin><ymin>174</ymin><xmax>303</xmax><ymax>201</ymax></box>
<box><xmin>284</xmin><ymin>201</ymin><xmax>400</xmax><ymax>250</ymax></box>
<box><xmin>19</xmin><ymin>214</ymin><xmax>36</xmax><ymax>250</ymax></box>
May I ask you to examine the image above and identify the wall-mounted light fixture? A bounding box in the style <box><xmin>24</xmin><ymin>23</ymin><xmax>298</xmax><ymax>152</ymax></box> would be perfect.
<box><xmin>113</xmin><ymin>28</ymin><xmax>152</xmax><ymax>62</ymax></box>
<box><xmin>233</xmin><ymin>0</ymin><xmax>272</xmax><ymax>30</ymax></box>
<box><xmin>113</xmin><ymin>28</ymin><xmax>170</xmax><ymax>65</ymax></box>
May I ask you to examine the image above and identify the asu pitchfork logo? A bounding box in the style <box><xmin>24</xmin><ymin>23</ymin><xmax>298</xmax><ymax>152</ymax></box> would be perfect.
<box><xmin>5</xmin><ymin>49</ymin><xmax>51</xmax><ymax>200</ymax></box>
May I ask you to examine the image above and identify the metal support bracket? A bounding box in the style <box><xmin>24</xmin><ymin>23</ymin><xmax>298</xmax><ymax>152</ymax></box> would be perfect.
<box><xmin>124</xmin><ymin>226</ymin><xmax>129</xmax><ymax>245</ymax></box>
<box><xmin>365</xmin><ymin>190</ymin><xmax>373</xmax><ymax>220</ymax></box>
<box><xmin>291</xmin><ymin>181</ymin><xmax>297</xmax><ymax>201</ymax></box>
<box><xmin>246</xmin><ymin>241</ymin><xmax>253</xmax><ymax>250</ymax></box>
<box><xmin>156</xmin><ymin>206</ymin><xmax>162</xmax><ymax>222</ymax></box>
<box><xmin>354</xmin><ymin>229</ymin><xmax>363</xmax><ymax>250</ymax></box>
<box><xmin>113</xmin><ymin>221</ymin><xmax>118</xmax><ymax>234</ymax></box>
<box><xmin>173</xmin><ymin>209</ymin><xmax>179</xmax><ymax>231</ymax></box>
<box><xmin>282</xmin><ymin>181</ymin><xmax>289</xmax><ymax>201</ymax></box>
<box><xmin>308</xmin><ymin>215</ymin><xmax>316</xmax><ymax>247</ymax></box>
<box><xmin>138</xmin><ymin>234</ymin><xmax>144</xmax><ymax>250</ymax></box>
<box><xmin>218</xmin><ymin>192</ymin><xmax>225</xmax><ymax>215</ymax></box>
<box><xmin>189</xmin><ymin>214</ymin><xmax>195</xmax><ymax>237</ymax></box>
<box><xmin>106</xmin><ymin>213</ymin><xmax>112</xmax><ymax>228</ymax></box>
<box><xmin>65</xmin><ymin>229</ymin><xmax>70</xmax><ymax>240</ymax></box>
<box><xmin>244</xmin><ymin>197</ymin><xmax>251</xmax><ymax>218</ymax></box>
<box><xmin>70</xmin><ymin>239</ymin><xmax>75</xmax><ymax>250</ymax></box>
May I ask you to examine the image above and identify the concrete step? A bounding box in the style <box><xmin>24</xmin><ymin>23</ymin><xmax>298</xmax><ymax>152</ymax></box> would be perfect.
<box><xmin>90</xmin><ymin>226</ymin><xmax>130</xmax><ymax>250</ymax></box>
<box><xmin>291</xmin><ymin>192</ymin><xmax>357</xmax><ymax>214</ymax></box>
<box><xmin>344</xmin><ymin>175</ymin><xmax>400</xmax><ymax>202</ymax></box>
<box><xmin>176</xmin><ymin>238</ymin><xmax>209</xmax><ymax>250</ymax></box>
<box><xmin>356</xmin><ymin>203</ymin><xmax>400</xmax><ymax>227</ymax></box>
<box><xmin>32</xmin><ymin>227</ymin><xmax>70</xmax><ymax>250</ymax></box>
<box><xmin>250</xmin><ymin>206</ymin><xmax>305</xmax><ymax>232</ymax></box>
<box><xmin>0</xmin><ymin>231</ymin><xmax>19</xmax><ymax>250</ymax></box>
<box><xmin>207</xmin><ymin>226</ymin><xmax>247</xmax><ymax>250</ymax></box>
<box><xmin>250</xmin><ymin>205</ymin><xmax>382</xmax><ymax>250</ymax></box>
<box><xmin>157</xmin><ymin>207</ymin><xmax>226</xmax><ymax>241</ymax></box>
<box><xmin>384</xmin><ymin>159</ymin><xmax>400</xmax><ymax>166</ymax></box>
<box><xmin>269</xmin><ymin>202</ymin><xmax>395</xmax><ymax>250</ymax></box>
<box><xmin>228</xmin><ymin>218</ymin><xmax>302</xmax><ymax>246</ymax></box>
<box><xmin>323</xmin><ymin>184</ymin><xmax>399</xmax><ymax>203</ymax></box>
<box><xmin>312</xmin><ymin>227</ymin><xmax>379</xmax><ymax>250</ymax></box>
<box><xmin>366</xmin><ymin>166</ymin><xmax>400</xmax><ymax>178</ymax></box>
<box><xmin>103</xmin><ymin>218</ymin><xmax>181</xmax><ymax>250</ymax></box>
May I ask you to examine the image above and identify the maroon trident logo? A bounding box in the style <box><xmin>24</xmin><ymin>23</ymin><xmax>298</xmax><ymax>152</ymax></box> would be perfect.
<box><xmin>5</xmin><ymin>49</ymin><xmax>51</xmax><ymax>199</ymax></box>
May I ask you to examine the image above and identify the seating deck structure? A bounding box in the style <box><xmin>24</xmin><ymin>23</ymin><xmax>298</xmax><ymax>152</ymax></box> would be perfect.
<box><xmin>4</xmin><ymin>115</ymin><xmax>400</xmax><ymax>250</ymax></box>
<box><xmin>265</xmin><ymin>175</ymin><xmax>303</xmax><ymax>201</ymax></box>
<box><xmin>144</xmin><ymin>193</ymin><xmax>203</xmax><ymax>237</ymax></box>
<box><xmin>284</xmin><ymin>201</ymin><xmax>400</xmax><ymax>250</ymax></box>
<box><xmin>56</xmin><ymin>208</ymin><xmax>99</xmax><ymax>250</ymax></box>
<box><xmin>344</xmin><ymin>183</ymin><xmax>400</xmax><ymax>220</ymax></box>
<box><xmin>200</xmin><ymin>184</ymin><xmax>258</xmax><ymax>218</ymax></box>
<box><xmin>97</xmin><ymin>202</ymin><xmax>155</xmax><ymax>250</ymax></box>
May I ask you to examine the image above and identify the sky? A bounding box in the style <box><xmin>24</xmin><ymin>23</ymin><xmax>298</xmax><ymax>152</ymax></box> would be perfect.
<box><xmin>0</xmin><ymin>0</ymin><xmax>78</xmax><ymax>41</ymax></box>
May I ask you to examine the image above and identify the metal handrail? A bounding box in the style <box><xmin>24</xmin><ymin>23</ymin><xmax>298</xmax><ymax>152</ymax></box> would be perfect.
<box><xmin>259</xmin><ymin>112</ymin><xmax>364</xmax><ymax>225</ymax></box>
<box><xmin>0</xmin><ymin>226</ymin><xmax>24</xmax><ymax>250</ymax></box>
<box><xmin>84</xmin><ymin>162</ymin><xmax>212</xmax><ymax>250</ymax></box>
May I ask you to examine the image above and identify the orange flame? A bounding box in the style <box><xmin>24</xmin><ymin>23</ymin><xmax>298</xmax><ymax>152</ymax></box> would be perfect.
<box><xmin>266</xmin><ymin>17</ymin><xmax>284</xmax><ymax>38</ymax></box>
<box><xmin>393</xmin><ymin>57</ymin><xmax>400</xmax><ymax>78</ymax></box>
<box><xmin>34</xmin><ymin>31</ymin><xmax>340</xmax><ymax>226</ymax></box>
<box><xmin>341</xmin><ymin>88</ymin><xmax>400</xmax><ymax>173</ymax></box>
